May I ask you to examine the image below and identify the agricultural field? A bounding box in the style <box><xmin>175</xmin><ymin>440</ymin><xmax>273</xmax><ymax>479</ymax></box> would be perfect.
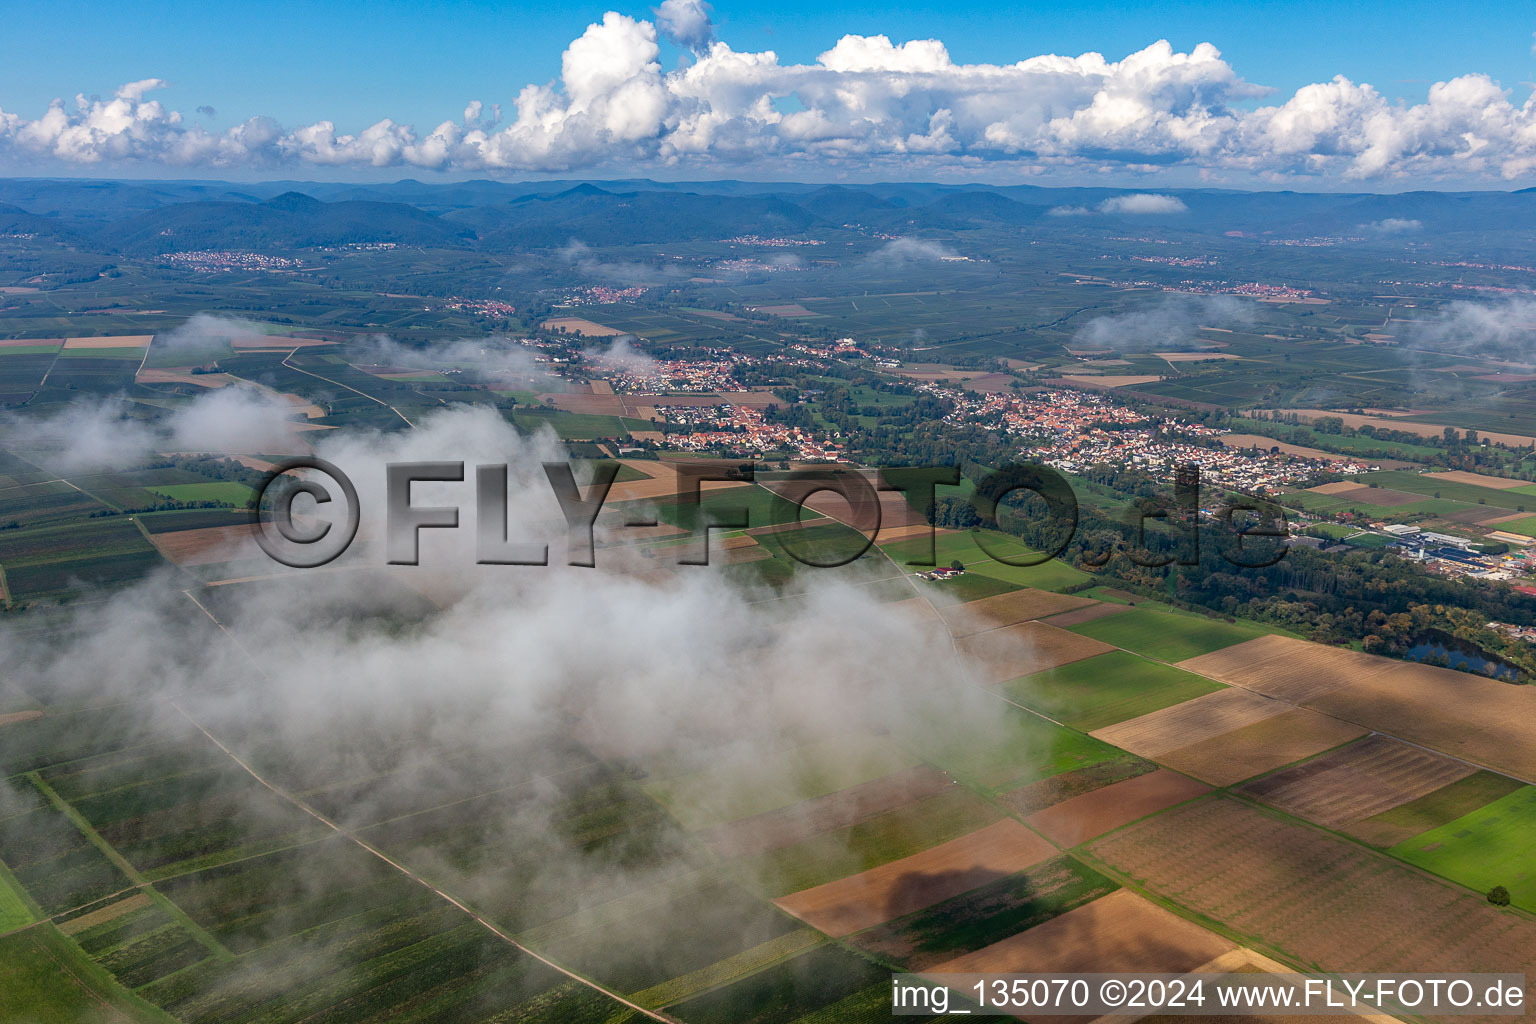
<box><xmin>849</xmin><ymin>855</ymin><xmax>1119</xmax><ymax>969</ymax></box>
<box><xmin>1391</xmin><ymin>786</ymin><xmax>1536</xmax><ymax>912</ymax></box>
<box><xmin>1003</xmin><ymin>650</ymin><xmax>1225</xmax><ymax>730</ymax></box>
<box><xmin>1088</xmin><ymin>797</ymin><xmax>1536</xmax><ymax>981</ymax></box>
<box><xmin>1066</xmin><ymin>602</ymin><xmax>1284</xmax><ymax>663</ymax></box>
<box><xmin>1238</xmin><ymin>734</ymin><xmax>1476</xmax><ymax>828</ymax></box>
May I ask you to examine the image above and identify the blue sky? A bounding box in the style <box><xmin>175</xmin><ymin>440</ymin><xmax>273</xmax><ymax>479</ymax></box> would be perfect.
<box><xmin>3</xmin><ymin>0</ymin><xmax>1529</xmax><ymax>126</ymax></box>
<box><xmin>1</xmin><ymin>0</ymin><xmax>1533</xmax><ymax>185</ymax></box>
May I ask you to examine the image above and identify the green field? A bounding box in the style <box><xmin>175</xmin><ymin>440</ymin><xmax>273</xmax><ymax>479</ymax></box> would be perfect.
<box><xmin>881</xmin><ymin>528</ymin><xmax>1090</xmax><ymax>591</ymax></box>
<box><xmin>1348</xmin><ymin>772</ymin><xmax>1526</xmax><ymax>848</ymax></box>
<box><xmin>906</xmin><ymin>701</ymin><xmax>1125</xmax><ymax>793</ymax></box>
<box><xmin>1003</xmin><ymin>651</ymin><xmax>1225</xmax><ymax>731</ymax></box>
<box><xmin>0</xmin><ymin>926</ymin><xmax>172</xmax><ymax>1024</ymax></box>
<box><xmin>646</xmin><ymin>483</ymin><xmax>824</xmax><ymax>536</ymax></box>
<box><xmin>1065</xmin><ymin>603</ymin><xmax>1281</xmax><ymax>662</ymax></box>
<box><xmin>1496</xmin><ymin>516</ymin><xmax>1536</xmax><ymax>538</ymax></box>
<box><xmin>149</xmin><ymin>482</ymin><xmax>256</xmax><ymax>506</ymax></box>
<box><xmin>1391</xmin><ymin>785</ymin><xmax>1536</xmax><ymax>911</ymax></box>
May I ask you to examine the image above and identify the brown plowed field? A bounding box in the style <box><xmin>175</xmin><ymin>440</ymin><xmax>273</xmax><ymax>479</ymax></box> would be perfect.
<box><xmin>1302</xmin><ymin>660</ymin><xmax>1536</xmax><ymax>779</ymax></box>
<box><xmin>1304</xmin><ymin>483</ymin><xmax>1423</xmax><ymax>506</ymax></box>
<box><xmin>1091</xmin><ymin>688</ymin><xmax>1287</xmax><ymax>757</ymax></box>
<box><xmin>936</xmin><ymin>589</ymin><xmax>1098</xmax><ymax>638</ymax></box>
<box><xmin>1153</xmin><ymin>708</ymin><xmax>1367</xmax><ymax>786</ymax></box>
<box><xmin>1239</xmin><ymin>735</ymin><xmax>1476</xmax><ymax>826</ymax></box>
<box><xmin>1026</xmin><ymin>769</ymin><xmax>1211</xmax><ymax>847</ymax></box>
<box><xmin>151</xmin><ymin>524</ymin><xmax>261</xmax><ymax>566</ymax></box>
<box><xmin>957</xmin><ymin>622</ymin><xmax>1115</xmax><ymax>685</ymax></box>
<box><xmin>1038</xmin><ymin>602</ymin><xmax>1131</xmax><ymax>628</ymax></box>
<box><xmin>1177</xmin><ymin>635</ymin><xmax>1393</xmax><ymax>703</ymax></box>
<box><xmin>1088</xmin><ymin>796</ymin><xmax>1536</xmax><ymax>1021</ymax></box>
<box><xmin>1421</xmin><ymin>471</ymin><xmax>1528</xmax><ymax>490</ymax></box>
<box><xmin>773</xmin><ymin>820</ymin><xmax>1057</xmax><ymax>936</ymax></box>
<box><xmin>930</xmin><ymin>888</ymin><xmax>1233</xmax><ymax>974</ymax></box>
<box><xmin>702</xmin><ymin>765</ymin><xmax>955</xmax><ymax>857</ymax></box>
<box><xmin>0</xmin><ymin>710</ymin><xmax>44</xmax><ymax>727</ymax></box>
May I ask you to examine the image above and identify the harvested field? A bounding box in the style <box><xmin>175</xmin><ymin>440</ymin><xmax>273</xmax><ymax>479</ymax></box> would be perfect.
<box><xmin>1087</xmin><ymin>796</ymin><xmax>1536</xmax><ymax>1008</ymax></box>
<box><xmin>230</xmin><ymin>334</ymin><xmax>330</xmax><ymax>348</ymax></box>
<box><xmin>149</xmin><ymin>524</ymin><xmax>260</xmax><ymax>566</ymax></box>
<box><xmin>1059</xmin><ymin>374</ymin><xmax>1165</xmax><ymax>387</ymax></box>
<box><xmin>136</xmin><ymin>368</ymin><xmax>235</xmax><ymax>388</ymax></box>
<box><xmin>935</xmin><ymin>589</ymin><xmax>1097</xmax><ymax>638</ymax></box>
<box><xmin>1154</xmin><ymin>708</ymin><xmax>1367</xmax><ymax>786</ymax></box>
<box><xmin>0</xmin><ymin>710</ymin><xmax>44</xmax><ymax>727</ymax></box>
<box><xmin>1264</xmin><ymin>409</ymin><xmax>1536</xmax><ymax>448</ymax></box>
<box><xmin>542</xmin><ymin>316</ymin><xmax>623</xmax><ymax>336</ymax></box>
<box><xmin>1221</xmin><ymin>434</ymin><xmax>1393</xmax><ymax>464</ymax></box>
<box><xmin>1038</xmin><ymin>602</ymin><xmax>1130</xmax><ymax>628</ymax></box>
<box><xmin>57</xmin><ymin>893</ymin><xmax>152</xmax><ymax>936</ymax></box>
<box><xmin>701</xmin><ymin>765</ymin><xmax>955</xmax><ymax>858</ymax></box>
<box><xmin>1091</xmin><ymin>688</ymin><xmax>1286</xmax><ymax>757</ymax></box>
<box><xmin>1302</xmin><ymin>658</ymin><xmax>1536</xmax><ymax>779</ymax></box>
<box><xmin>1423</xmin><ymin>471</ymin><xmax>1529</xmax><ymax>490</ymax></box>
<box><xmin>957</xmin><ymin>622</ymin><xmax>1115</xmax><ymax>685</ymax></box>
<box><xmin>873</xmin><ymin>522</ymin><xmax>941</xmax><ymax>543</ymax></box>
<box><xmin>930</xmin><ymin>889</ymin><xmax>1233</xmax><ymax>974</ymax></box>
<box><xmin>544</xmin><ymin>392</ymin><xmax>627</xmax><ymax>415</ymax></box>
<box><xmin>1158</xmin><ymin>352</ymin><xmax>1242</xmax><ymax>362</ymax></box>
<box><xmin>1026</xmin><ymin>769</ymin><xmax>1211</xmax><ymax>847</ymax></box>
<box><xmin>774</xmin><ymin>820</ymin><xmax>1057</xmax><ymax>936</ymax></box>
<box><xmin>1177</xmin><ymin>635</ymin><xmax>1393</xmax><ymax>704</ymax></box>
<box><xmin>63</xmin><ymin>335</ymin><xmax>152</xmax><ymax>349</ymax></box>
<box><xmin>1240</xmin><ymin>735</ymin><xmax>1477</xmax><ymax>827</ymax></box>
<box><xmin>1304</xmin><ymin>483</ymin><xmax>1423</xmax><ymax>506</ymax></box>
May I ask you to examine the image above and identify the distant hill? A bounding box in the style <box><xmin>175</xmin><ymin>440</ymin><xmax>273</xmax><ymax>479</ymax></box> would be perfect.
<box><xmin>446</xmin><ymin>187</ymin><xmax>825</xmax><ymax>246</ymax></box>
<box><xmin>0</xmin><ymin>176</ymin><xmax>1534</xmax><ymax>253</ymax></box>
<box><xmin>95</xmin><ymin>192</ymin><xmax>477</xmax><ymax>253</ymax></box>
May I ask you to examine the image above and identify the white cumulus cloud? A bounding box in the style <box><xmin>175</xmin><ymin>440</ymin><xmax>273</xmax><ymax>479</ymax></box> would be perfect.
<box><xmin>2</xmin><ymin>13</ymin><xmax>1536</xmax><ymax>182</ymax></box>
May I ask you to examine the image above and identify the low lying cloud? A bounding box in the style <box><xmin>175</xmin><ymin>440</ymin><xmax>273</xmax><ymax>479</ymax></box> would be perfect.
<box><xmin>3</xmin><ymin>15</ymin><xmax>1536</xmax><ymax>182</ymax></box>
<box><xmin>868</xmin><ymin>237</ymin><xmax>960</xmax><ymax>263</ymax></box>
<box><xmin>1402</xmin><ymin>296</ymin><xmax>1536</xmax><ymax>357</ymax></box>
<box><xmin>1073</xmin><ymin>293</ymin><xmax>1255</xmax><ymax>352</ymax></box>
<box><xmin>1</xmin><ymin>386</ymin><xmax>300</xmax><ymax>472</ymax></box>
<box><xmin>1098</xmin><ymin>193</ymin><xmax>1188</xmax><ymax>215</ymax></box>
<box><xmin>1051</xmin><ymin>193</ymin><xmax>1188</xmax><ymax>216</ymax></box>
<box><xmin>1359</xmin><ymin>217</ymin><xmax>1423</xmax><ymax>235</ymax></box>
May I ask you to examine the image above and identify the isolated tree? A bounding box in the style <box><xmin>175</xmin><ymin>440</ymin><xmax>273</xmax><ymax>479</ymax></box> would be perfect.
<box><xmin>949</xmin><ymin>559</ymin><xmax>964</xmax><ymax>572</ymax></box>
<box><xmin>1489</xmin><ymin>885</ymin><xmax>1512</xmax><ymax>906</ymax></box>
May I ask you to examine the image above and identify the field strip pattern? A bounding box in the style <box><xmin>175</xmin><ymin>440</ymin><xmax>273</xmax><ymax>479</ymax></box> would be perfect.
<box><xmin>1178</xmin><ymin>635</ymin><xmax>1398</xmax><ymax>703</ymax></box>
<box><xmin>1239</xmin><ymin>734</ymin><xmax>1478</xmax><ymax>826</ymax></box>
<box><xmin>1087</xmin><ymin>795</ymin><xmax>1536</xmax><ymax>1020</ymax></box>
<box><xmin>774</xmin><ymin>819</ymin><xmax>1057</xmax><ymax>937</ymax></box>
<box><xmin>934</xmin><ymin>588</ymin><xmax>1098</xmax><ymax>638</ymax></box>
<box><xmin>957</xmin><ymin>621</ymin><xmax>1116</xmax><ymax>685</ymax></box>
<box><xmin>1090</xmin><ymin>688</ymin><xmax>1287</xmax><ymax>757</ymax></box>
<box><xmin>1026</xmin><ymin>769</ymin><xmax>1212</xmax><ymax>847</ymax></box>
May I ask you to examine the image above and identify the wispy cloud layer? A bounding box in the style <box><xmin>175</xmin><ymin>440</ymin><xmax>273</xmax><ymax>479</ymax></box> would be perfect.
<box><xmin>3</xmin><ymin>9</ymin><xmax>1536</xmax><ymax>181</ymax></box>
